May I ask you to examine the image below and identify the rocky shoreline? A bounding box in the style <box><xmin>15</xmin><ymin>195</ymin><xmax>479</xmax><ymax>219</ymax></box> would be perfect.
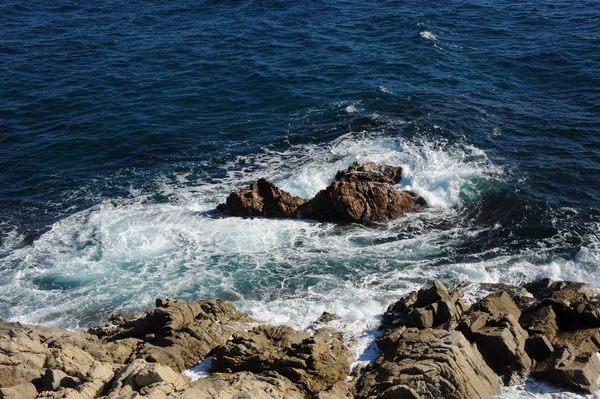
<box><xmin>2</xmin><ymin>164</ymin><xmax>599</xmax><ymax>398</ymax></box>
<box><xmin>2</xmin><ymin>278</ymin><xmax>600</xmax><ymax>398</ymax></box>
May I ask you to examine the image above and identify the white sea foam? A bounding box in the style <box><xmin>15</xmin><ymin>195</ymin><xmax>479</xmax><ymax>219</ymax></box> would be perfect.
<box><xmin>420</xmin><ymin>31</ymin><xmax>437</xmax><ymax>41</ymax></box>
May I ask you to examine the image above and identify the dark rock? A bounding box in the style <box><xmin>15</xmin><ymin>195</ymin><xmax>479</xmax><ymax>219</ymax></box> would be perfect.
<box><xmin>383</xmin><ymin>280</ymin><xmax>466</xmax><ymax>330</ymax></box>
<box><xmin>334</xmin><ymin>161</ymin><xmax>402</xmax><ymax>185</ymax></box>
<box><xmin>300</xmin><ymin>181</ymin><xmax>418</xmax><ymax>224</ymax></box>
<box><xmin>532</xmin><ymin>344</ymin><xmax>600</xmax><ymax>393</ymax></box>
<box><xmin>315</xmin><ymin>312</ymin><xmax>342</xmax><ymax>325</ymax></box>
<box><xmin>526</xmin><ymin>334</ymin><xmax>554</xmax><ymax>361</ymax></box>
<box><xmin>218</xmin><ymin>162</ymin><xmax>425</xmax><ymax>224</ymax></box>
<box><xmin>223</xmin><ymin>178</ymin><xmax>307</xmax><ymax>218</ymax></box>
<box><xmin>458</xmin><ymin>292</ymin><xmax>532</xmax><ymax>384</ymax></box>
<box><xmin>42</xmin><ymin>368</ymin><xmax>78</xmax><ymax>391</ymax></box>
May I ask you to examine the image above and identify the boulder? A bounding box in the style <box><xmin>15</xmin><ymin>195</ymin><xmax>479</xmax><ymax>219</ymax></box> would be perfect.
<box><xmin>108</xmin><ymin>359</ymin><xmax>189</xmax><ymax>393</ymax></box>
<box><xmin>211</xmin><ymin>325</ymin><xmax>353</xmax><ymax>395</ymax></box>
<box><xmin>42</xmin><ymin>368</ymin><xmax>78</xmax><ymax>391</ymax></box>
<box><xmin>334</xmin><ymin>161</ymin><xmax>402</xmax><ymax>185</ymax></box>
<box><xmin>221</xmin><ymin>178</ymin><xmax>307</xmax><ymax>218</ymax></box>
<box><xmin>383</xmin><ymin>280</ymin><xmax>466</xmax><ymax>330</ymax></box>
<box><xmin>218</xmin><ymin>162</ymin><xmax>426</xmax><ymax>224</ymax></box>
<box><xmin>532</xmin><ymin>344</ymin><xmax>600</xmax><ymax>393</ymax></box>
<box><xmin>458</xmin><ymin>292</ymin><xmax>532</xmax><ymax>385</ymax></box>
<box><xmin>357</xmin><ymin>328</ymin><xmax>499</xmax><ymax>399</ymax></box>
<box><xmin>298</xmin><ymin>180</ymin><xmax>418</xmax><ymax>223</ymax></box>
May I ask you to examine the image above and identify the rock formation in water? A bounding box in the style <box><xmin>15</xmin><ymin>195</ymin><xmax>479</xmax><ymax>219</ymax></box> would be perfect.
<box><xmin>2</xmin><ymin>279</ymin><xmax>600</xmax><ymax>398</ymax></box>
<box><xmin>217</xmin><ymin>161</ymin><xmax>426</xmax><ymax>224</ymax></box>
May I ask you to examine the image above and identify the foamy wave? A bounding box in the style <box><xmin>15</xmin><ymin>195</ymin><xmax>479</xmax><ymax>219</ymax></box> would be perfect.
<box><xmin>420</xmin><ymin>31</ymin><xmax>437</xmax><ymax>41</ymax></box>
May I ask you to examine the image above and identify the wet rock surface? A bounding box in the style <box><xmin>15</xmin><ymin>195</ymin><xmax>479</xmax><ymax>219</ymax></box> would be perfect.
<box><xmin>2</xmin><ymin>278</ymin><xmax>600</xmax><ymax>398</ymax></box>
<box><xmin>218</xmin><ymin>162</ymin><xmax>425</xmax><ymax>224</ymax></box>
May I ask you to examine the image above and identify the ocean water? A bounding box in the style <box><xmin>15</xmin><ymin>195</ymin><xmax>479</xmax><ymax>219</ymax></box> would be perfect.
<box><xmin>1</xmin><ymin>0</ymin><xmax>599</xmax><ymax>396</ymax></box>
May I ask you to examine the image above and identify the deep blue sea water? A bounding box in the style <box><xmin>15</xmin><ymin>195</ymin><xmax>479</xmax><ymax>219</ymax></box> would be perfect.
<box><xmin>1</xmin><ymin>0</ymin><xmax>600</xmax><ymax>394</ymax></box>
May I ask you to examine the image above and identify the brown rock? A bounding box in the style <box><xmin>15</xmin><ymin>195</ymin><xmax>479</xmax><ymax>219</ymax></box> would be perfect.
<box><xmin>357</xmin><ymin>328</ymin><xmax>499</xmax><ymax>399</ymax></box>
<box><xmin>222</xmin><ymin>179</ymin><xmax>307</xmax><ymax>218</ymax></box>
<box><xmin>108</xmin><ymin>359</ymin><xmax>189</xmax><ymax>393</ymax></box>
<box><xmin>218</xmin><ymin>162</ymin><xmax>425</xmax><ymax>224</ymax></box>
<box><xmin>299</xmin><ymin>181</ymin><xmax>418</xmax><ymax>223</ymax></box>
<box><xmin>532</xmin><ymin>344</ymin><xmax>600</xmax><ymax>393</ymax></box>
<box><xmin>458</xmin><ymin>292</ymin><xmax>532</xmax><ymax>384</ymax></box>
<box><xmin>173</xmin><ymin>371</ymin><xmax>306</xmax><ymax>399</ymax></box>
<box><xmin>211</xmin><ymin>325</ymin><xmax>352</xmax><ymax>395</ymax></box>
<box><xmin>334</xmin><ymin>161</ymin><xmax>402</xmax><ymax>185</ymax></box>
<box><xmin>383</xmin><ymin>280</ymin><xmax>466</xmax><ymax>330</ymax></box>
<box><xmin>101</xmin><ymin>298</ymin><xmax>254</xmax><ymax>372</ymax></box>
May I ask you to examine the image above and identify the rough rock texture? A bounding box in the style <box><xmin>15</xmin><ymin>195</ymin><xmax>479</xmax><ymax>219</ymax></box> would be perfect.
<box><xmin>480</xmin><ymin>278</ymin><xmax>600</xmax><ymax>393</ymax></box>
<box><xmin>458</xmin><ymin>292</ymin><xmax>532</xmax><ymax>384</ymax></box>
<box><xmin>518</xmin><ymin>279</ymin><xmax>600</xmax><ymax>393</ymax></box>
<box><xmin>4</xmin><ymin>280</ymin><xmax>600</xmax><ymax>398</ymax></box>
<box><xmin>298</xmin><ymin>180</ymin><xmax>418</xmax><ymax>223</ymax></box>
<box><xmin>211</xmin><ymin>325</ymin><xmax>353</xmax><ymax>395</ymax></box>
<box><xmin>218</xmin><ymin>162</ymin><xmax>425</xmax><ymax>223</ymax></box>
<box><xmin>172</xmin><ymin>372</ymin><xmax>306</xmax><ymax>399</ymax></box>
<box><xmin>531</xmin><ymin>344</ymin><xmax>600</xmax><ymax>393</ymax></box>
<box><xmin>383</xmin><ymin>279</ymin><xmax>467</xmax><ymax>330</ymax></box>
<box><xmin>0</xmin><ymin>298</ymin><xmax>254</xmax><ymax>399</ymax></box>
<box><xmin>357</xmin><ymin>328</ymin><xmax>499</xmax><ymax>399</ymax></box>
<box><xmin>100</xmin><ymin>298</ymin><xmax>255</xmax><ymax>372</ymax></box>
<box><xmin>222</xmin><ymin>178</ymin><xmax>307</xmax><ymax>218</ymax></box>
<box><xmin>335</xmin><ymin>161</ymin><xmax>402</xmax><ymax>185</ymax></box>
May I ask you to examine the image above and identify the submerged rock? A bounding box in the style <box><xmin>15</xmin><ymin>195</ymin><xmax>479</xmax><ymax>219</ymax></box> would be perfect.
<box><xmin>218</xmin><ymin>162</ymin><xmax>426</xmax><ymax>223</ymax></box>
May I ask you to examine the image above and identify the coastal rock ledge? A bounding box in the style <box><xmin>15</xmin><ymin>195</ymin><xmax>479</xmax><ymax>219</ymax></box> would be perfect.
<box><xmin>2</xmin><ymin>279</ymin><xmax>600</xmax><ymax>398</ymax></box>
<box><xmin>216</xmin><ymin>161</ymin><xmax>426</xmax><ymax>224</ymax></box>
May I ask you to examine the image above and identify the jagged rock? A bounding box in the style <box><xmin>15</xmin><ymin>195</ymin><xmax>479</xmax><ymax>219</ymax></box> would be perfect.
<box><xmin>298</xmin><ymin>180</ymin><xmax>418</xmax><ymax>223</ymax></box>
<box><xmin>173</xmin><ymin>371</ymin><xmax>306</xmax><ymax>399</ymax></box>
<box><xmin>532</xmin><ymin>344</ymin><xmax>600</xmax><ymax>393</ymax></box>
<box><xmin>383</xmin><ymin>280</ymin><xmax>466</xmax><ymax>329</ymax></box>
<box><xmin>357</xmin><ymin>328</ymin><xmax>499</xmax><ymax>399</ymax></box>
<box><xmin>100</xmin><ymin>298</ymin><xmax>255</xmax><ymax>372</ymax></box>
<box><xmin>458</xmin><ymin>292</ymin><xmax>532</xmax><ymax>384</ymax></box>
<box><xmin>476</xmin><ymin>282</ymin><xmax>534</xmax><ymax>309</ymax></box>
<box><xmin>523</xmin><ymin>279</ymin><xmax>600</xmax><ymax>330</ymax></box>
<box><xmin>218</xmin><ymin>162</ymin><xmax>425</xmax><ymax>224</ymax></box>
<box><xmin>211</xmin><ymin>325</ymin><xmax>352</xmax><ymax>395</ymax></box>
<box><xmin>221</xmin><ymin>178</ymin><xmax>307</xmax><ymax>218</ymax></box>
<box><xmin>334</xmin><ymin>161</ymin><xmax>402</xmax><ymax>185</ymax></box>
